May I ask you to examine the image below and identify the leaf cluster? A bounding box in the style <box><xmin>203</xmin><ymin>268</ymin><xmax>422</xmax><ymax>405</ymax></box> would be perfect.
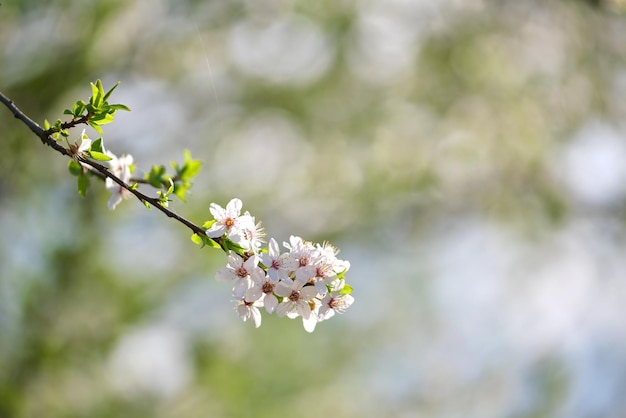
<box><xmin>66</xmin><ymin>80</ymin><xmax>131</xmax><ymax>134</ymax></box>
<box><xmin>145</xmin><ymin>150</ymin><xmax>202</xmax><ymax>202</ymax></box>
<box><xmin>44</xmin><ymin>80</ymin><xmax>130</xmax><ymax>140</ymax></box>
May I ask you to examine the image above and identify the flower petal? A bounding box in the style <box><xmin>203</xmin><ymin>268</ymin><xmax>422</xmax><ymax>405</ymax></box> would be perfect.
<box><xmin>264</xmin><ymin>294</ymin><xmax>278</xmax><ymax>314</ymax></box>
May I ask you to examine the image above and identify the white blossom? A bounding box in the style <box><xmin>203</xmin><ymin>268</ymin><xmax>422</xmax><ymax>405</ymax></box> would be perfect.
<box><xmin>234</xmin><ymin>297</ymin><xmax>263</xmax><ymax>328</ymax></box>
<box><xmin>206</xmin><ymin>198</ymin><xmax>248</xmax><ymax>242</ymax></box>
<box><xmin>318</xmin><ymin>288</ymin><xmax>355</xmax><ymax>321</ymax></box>
<box><xmin>260</xmin><ymin>238</ymin><xmax>291</xmax><ymax>282</ymax></box>
<box><xmin>216</xmin><ymin>252</ymin><xmax>263</xmax><ymax>298</ymax></box>
<box><xmin>207</xmin><ymin>198</ymin><xmax>354</xmax><ymax>331</ymax></box>
<box><xmin>275</xmin><ymin>280</ymin><xmax>318</xmax><ymax>320</ymax></box>
<box><xmin>105</xmin><ymin>152</ymin><xmax>134</xmax><ymax>210</ymax></box>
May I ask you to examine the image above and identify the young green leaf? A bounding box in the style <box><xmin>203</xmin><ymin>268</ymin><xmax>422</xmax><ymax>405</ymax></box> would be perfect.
<box><xmin>68</xmin><ymin>160</ymin><xmax>83</xmax><ymax>176</ymax></box>
<box><xmin>202</xmin><ymin>219</ymin><xmax>216</xmax><ymax>229</ymax></box>
<box><xmin>77</xmin><ymin>173</ymin><xmax>90</xmax><ymax>197</ymax></box>
<box><xmin>87</xmin><ymin>151</ymin><xmax>112</xmax><ymax>161</ymax></box>
<box><xmin>339</xmin><ymin>283</ymin><xmax>353</xmax><ymax>295</ymax></box>
<box><xmin>108</xmin><ymin>103</ymin><xmax>131</xmax><ymax>112</ymax></box>
<box><xmin>72</xmin><ymin>100</ymin><xmax>86</xmax><ymax>117</ymax></box>
<box><xmin>90</xmin><ymin>137</ymin><xmax>105</xmax><ymax>153</ymax></box>
<box><xmin>191</xmin><ymin>233</ymin><xmax>203</xmax><ymax>246</ymax></box>
<box><xmin>190</xmin><ymin>233</ymin><xmax>221</xmax><ymax>249</ymax></box>
<box><xmin>88</xmin><ymin>122</ymin><xmax>104</xmax><ymax>135</ymax></box>
<box><xmin>102</xmin><ymin>81</ymin><xmax>120</xmax><ymax>102</ymax></box>
<box><xmin>90</xmin><ymin>81</ymin><xmax>103</xmax><ymax>108</ymax></box>
<box><xmin>146</xmin><ymin>165</ymin><xmax>167</xmax><ymax>188</ymax></box>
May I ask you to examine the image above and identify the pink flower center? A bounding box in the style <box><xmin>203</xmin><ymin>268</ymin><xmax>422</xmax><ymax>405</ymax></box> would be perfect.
<box><xmin>289</xmin><ymin>290</ymin><xmax>300</xmax><ymax>302</ymax></box>
<box><xmin>224</xmin><ymin>217</ymin><xmax>235</xmax><ymax>229</ymax></box>
<box><xmin>261</xmin><ymin>282</ymin><xmax>274</xmax><ymax>294</ymax></box>
<box><xmin>235</xmin><ymin>267</ymin><xmax>248</xmax><ymax>278</ymax></box>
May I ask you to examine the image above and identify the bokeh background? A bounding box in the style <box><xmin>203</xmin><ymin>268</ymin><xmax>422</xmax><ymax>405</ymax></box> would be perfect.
<box><xmin>2</xmin><ymin>0</ymin><xmax>626</xmax><ymax>417</ymax></box>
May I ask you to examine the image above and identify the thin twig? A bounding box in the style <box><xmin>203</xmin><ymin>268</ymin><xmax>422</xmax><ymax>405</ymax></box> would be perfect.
<box><xmin>0</xmin><ymin>90</ymin><xmax>223</xmax><ymax>248</ymax></box>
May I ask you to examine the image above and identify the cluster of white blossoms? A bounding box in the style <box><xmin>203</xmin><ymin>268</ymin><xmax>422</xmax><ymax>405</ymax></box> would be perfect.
<box><xmin>206</xmin><ymin>198</ymin><xmax>354</xmax><ymax>332</ymax></box>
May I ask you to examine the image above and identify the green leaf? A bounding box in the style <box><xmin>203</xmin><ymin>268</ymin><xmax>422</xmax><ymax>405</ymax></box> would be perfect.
<box><xmin>72</xmin><ymin>100</ymin><xmax>86</xmax><ymax>117</ymax></box>
<box><xmin>202</xmin><ymin>219</ymin><xmax>216</xmax><ymax>229</ymax></box>
<box><xmin>63</xmin><ymin>109</ymin><xmax>73</xmax><ymax>115</ymax></box>
<box><xmin>90</xmin><ymin>137</ymin><xmax>106</xmax><ymax>153</ymax></box>
<box><xmin>146</xmin><ymin>165</ymin><xmax>167</xmax><ymax>188</ymax></box>
<box><xmin>205</xmin><ymin>237</ymin><xmax>221</xmax><ymax>249</ymax></box>
<box><xmin>68</xmin><ymin>160</ymin><xmax>83</xmax><ymax>176</ymax></box>
<box><xmin>87</xmin><ymin>151</ymin><xmax>112</xmax><ymax>161</ymax></box>
<box><xmin>173</xmin><ymin>183</ymin><xmax>189</xmax><ymax>202</ymax></box>
<box><xmin>108</xmin><ymin>103</ymin><xmax>131</xmax><ymax>112</ymax></box>
<box><xmin>191</xmin><ymin>233</ymin><xmax>203</xmax><ymax>246</ymax></box>
<box><xmin>44</xmin><ymin>119</ymin><xmax>51</xmax><ymax>130</ymax></box>
<box><xmin>339</xmin><ymin>283</ymin><xmax>353</xmax><ymax>295</ymax></box>
<box><xmin>165</xmin><ymin>179</ymin><xmax>175</xmax><ymax>196</ymax></box>
<box><xmin>88</xmin><ymin>122</ymin><xmax>104</xmax><ymax>135</ymax></box>
<box><xmin>173</xmin><ymin>150</ymin><xmax>202</xmax><ymax>181</ymax></box>
<box><xmin>224</xmin><ymin>238</ymin><xmax>246</xmax><ymax>254</ymax></box>
<box><xmin>90</xmin><ymin>81</ymin><xmax>103</xmax><ymax>108</ymax></box>
<box><xmin>191</xmin><ymin>233</ymin><xmax>222</xmax><ymax>249</ymax></box>
<box><xmin>143</xmin><ymin>201</ymin><xmax>151</xmax><ymax>210</ymax></box>
<box><xmin>77</xmin><ymin>173</ymin><xmax>89</xmax><ymax>197</ymax></box>
<box><xmin>90</xmin><ymin>113</ymin><xmax>115</xmax><ymax>125</ymax></box>
<box><xmin>102</xmin><ymin>81</ymin><xmax>120</xmax><ymax>102</ymax></box>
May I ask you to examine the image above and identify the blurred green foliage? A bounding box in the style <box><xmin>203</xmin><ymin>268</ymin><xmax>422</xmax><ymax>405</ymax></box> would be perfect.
<box><xmin>2</xmin><ymin>1</ymin><xmax>626</xmax><ymax>417</ymax></box>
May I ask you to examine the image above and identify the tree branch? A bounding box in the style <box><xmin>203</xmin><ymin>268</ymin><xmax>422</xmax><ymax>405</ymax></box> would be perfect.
<box><xmin>0</xmin><ymin>90</ymin><xmax>223</xmax><ymax>248</ymax></box>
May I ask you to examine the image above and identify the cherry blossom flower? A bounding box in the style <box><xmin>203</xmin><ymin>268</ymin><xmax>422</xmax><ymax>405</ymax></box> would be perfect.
<box><xmin>284</xmin><ymin>236</ymin><xmax>317</xmax><ymax>282</ymax></box>
<box><xmin>302</xmin><ymin>298</ymin><xmax>321</xmax><ymax>333</ymax></box>
<box><xmin>234</xmin><ymin>297</ymin><xmax>262</xmax><ymax>328</ymax></box>
<box><xmin>105</xmin><ymin>152</ymin><xmax>133</xmax><ymax>210</ymax></box>
<box><xmin>237</xmin><ymin>213</ymin><xmax>265</xmax><ymax>253</ymax></box>
<box><xmin>245</xmin><ymin>270</ymin><xmax>279</xmax><ymax>314</ymax></box>
<box><xmin>207</xmin><ymin>198</ymin><xmax>354</xmax><ymax>331</ymax></box>
<box><xmin>216</xmin><ymin>252</ymin><xmax>263</xmax><ymax>298</ymax></box>
<box><xmin>275</xmin><ymin>280</ymin><xmax>318</xmax><ymax>320</ymax></box>
<box><xmin>260</xmin><ymin>238</ymin><xmax>291</xmax><ymax>282</ymax></box>
<box><xmin>206</xmin><ymin>198</ymin><xmax>248</xmax><ymax>242</ymax></box>
<box><xmin>318</xmin><ymin>290</ymin><xmax>355</xmax><ymax>321</ymax></box>
<box><xmin>68</xmin><ymin>129</ymin><xmax>92</xmax><ymax>159</ymax></box>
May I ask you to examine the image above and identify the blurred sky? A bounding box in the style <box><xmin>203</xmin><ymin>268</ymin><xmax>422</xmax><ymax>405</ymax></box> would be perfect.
<box><xmin>2</xmin><ymin>1</ymin><xmax>626</xmax><ymax>417</ymax></box>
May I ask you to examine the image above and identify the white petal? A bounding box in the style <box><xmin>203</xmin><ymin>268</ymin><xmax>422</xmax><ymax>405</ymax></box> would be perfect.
<box><xmin>209</xmin><ymin>203</ymin><xmax>226</xmax><ymax>220</ymax></box>
<box><xmin>302</xmin><ymin>314</ymin><xmax>318</xmax><ymax>333</ymax></box>
<box><xmin>315</xmin><ymin>280</ymin><xmax>328</xmax><ymax>296</ymax></box>
<box><xmin>295</xmin><ymin>300</ymin><xmax>311</xmax><ymax>320</ymax></box>
<box><xmin>276</xmin><ymin>302</ymin><xmax>292</xmax><ymax>318</ymax></box>
<box><xmin>264</xmin><ymin>294</ymin><xmax>278</xmax><ymax>314</ymax></box>
<box><xmin>244</xmin><ymin>255</ymin><xmax>259</xmax><ymax>269</ymax></box>
<box><xmin>206</xmin><ymin>224</ymin><xmax>226</xmax><ymax>238</ymax></box>
<box><xmin>250</xmin><ymin>307</ymin><xmax>262</xmax><ymax>328</ymax></box>
<box><xmin>318</xmin><ymin>305</ymin><xmax>334</xmax><ymax>321</ymax></box>
<box><xmin>107</xmin><ymin>192</ymin><xmax>123</xmax><ymax>210</ymax></box>
<box><xmin>233</xmin><ymin>279</ymin><xmax>249</xmax><ymax>299</ymax></box>
<box><xmin>227</xmin><ymin>252</ymin><xmax>243</xmax><ymax>268</ymax></box>
<box><xmin>275</xmin><ymin>282</ymin><xmax>294</xmax><ymax>298</ymax></box>
<box><xmin>245</xmin><ymin>286</ymin><xmax>263</xmax><ymax>302</ymax></box>
<box><xmin>226</xmin><ymin>198</ymin><xmax>242</xmax><ymax>215</ymax></box>
<box><xmin>215</xmin><ymin>268</ymin><xmax>234</xmax><ymax>282</ymax></box>
<box><xmin>236</xmin><ymin>304</ymin><xmax>250</xmax><ymax>321</ymax></box>
<box><xmin>266</xmin><ymin>238</ymin><xmax>278</xmax><ymax>257</ymax></box>
<box><xmin>301</xmin><ymin>286</ymin><xmax>319</xmax><ymax>301</ymax></box>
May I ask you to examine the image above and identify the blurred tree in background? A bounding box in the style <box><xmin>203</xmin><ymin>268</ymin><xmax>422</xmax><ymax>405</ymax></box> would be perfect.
<box><xmin>2</xmin><ymin>1</ymin><xmax>626</xmax><ymax>417</ymax></box>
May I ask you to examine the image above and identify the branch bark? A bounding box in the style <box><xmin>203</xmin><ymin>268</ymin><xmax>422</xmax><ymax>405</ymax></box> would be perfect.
<box><xmin>0</xmin><ymin>90</ymin><xmax>222</xmax><ymax>248</ymax></box>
